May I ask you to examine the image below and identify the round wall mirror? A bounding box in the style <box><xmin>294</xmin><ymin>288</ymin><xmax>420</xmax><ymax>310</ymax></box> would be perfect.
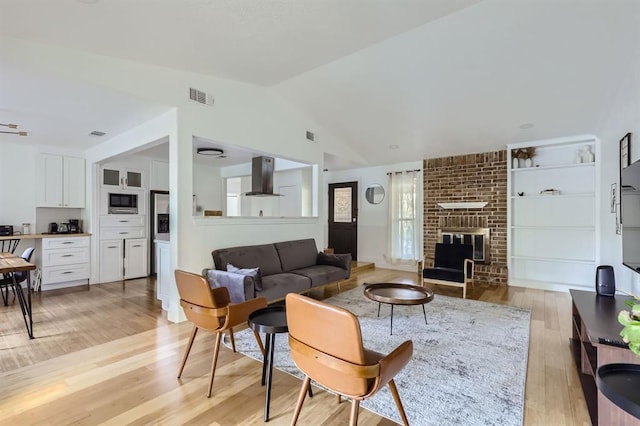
<box><xmin>365</xmin><ymin>184</ymin><xmax>385</xmax><ymax>204</ymax></box>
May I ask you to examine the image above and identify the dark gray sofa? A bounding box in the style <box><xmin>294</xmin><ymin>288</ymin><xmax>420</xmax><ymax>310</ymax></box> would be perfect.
<box><xmin>203</xmin><ymin>238</ymin><xmax>351</xmax><ymax>303</ymax></box>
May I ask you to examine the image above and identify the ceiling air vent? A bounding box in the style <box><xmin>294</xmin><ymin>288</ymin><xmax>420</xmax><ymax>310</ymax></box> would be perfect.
<box><xmin>306</xmin><ymin>131</ymin><xmax>315</xmax><ymax>142</ymax></box>
<box><xmin>189</xmin><ymin>87</ymin><xmax>214</xmax><ymax>106</ymax></box>
<box><xmin>89</xmin><ymin>130</ymin><xmax>106</xmax><ymax>136</ymax></box>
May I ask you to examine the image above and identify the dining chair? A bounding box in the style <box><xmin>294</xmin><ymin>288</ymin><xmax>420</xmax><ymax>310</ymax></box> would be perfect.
<box><xmin>0</xmin><ymin>247</ymin><xmax>34</xmax><ymax>306</ymax></box>
<box><xmin>286</xmin><ymin>293</ymin><xmax>413</xmax><ymax>425</ymax></box>
<box><xmin>174</xmin><ymin>269</ymin><xmax>267</xmax><ymax>397</ymax></box>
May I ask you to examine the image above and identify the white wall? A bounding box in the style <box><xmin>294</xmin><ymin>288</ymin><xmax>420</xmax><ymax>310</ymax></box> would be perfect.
<box><xmin>595</xmin><ymin>40</ymin><xmax>640</xmax><ymax>295</ymax></box>
<box><xmin>325</xmin><ymin>161</ymin><xmax>422</xmax><ymax>271</ymax></box>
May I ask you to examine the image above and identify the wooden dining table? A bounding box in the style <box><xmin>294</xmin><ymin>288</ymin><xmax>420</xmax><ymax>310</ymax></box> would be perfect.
<box><xmin>0</xmin><ymin>252</ymin><xmax>36</xmax><ymax>338</ymax></box>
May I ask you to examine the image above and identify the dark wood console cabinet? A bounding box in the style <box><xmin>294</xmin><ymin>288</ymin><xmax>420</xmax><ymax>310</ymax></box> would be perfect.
<box><xmin>570</xmin><ymin>289</ymin><xmax>640</xmax><ymax>425</ymax></box>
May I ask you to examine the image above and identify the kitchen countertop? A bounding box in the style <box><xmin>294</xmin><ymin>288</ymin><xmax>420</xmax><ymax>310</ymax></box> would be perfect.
<box><xmin>0</xmin><ymin>233</ymin><xmax>92</xmax><ymax>240</ymax></box>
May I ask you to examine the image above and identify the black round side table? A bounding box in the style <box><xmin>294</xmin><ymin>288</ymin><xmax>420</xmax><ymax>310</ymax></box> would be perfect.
<box><xmin>248</xmin><ymin>305</ymin><xmax>312</xmax><ymax>422</ymax></box>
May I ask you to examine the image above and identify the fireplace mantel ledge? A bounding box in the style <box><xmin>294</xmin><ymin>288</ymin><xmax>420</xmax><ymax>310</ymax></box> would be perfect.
<box><xmin>437</xmin><ymin>202</ymin><xmax>488</xmax><ymax>209</ymax></box>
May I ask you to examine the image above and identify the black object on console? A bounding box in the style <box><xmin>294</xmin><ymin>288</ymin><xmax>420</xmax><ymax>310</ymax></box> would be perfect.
<box><xmin>596</xmin><ymin>265</ymin><xmax>616</xmax><ymax>297</ymax></box>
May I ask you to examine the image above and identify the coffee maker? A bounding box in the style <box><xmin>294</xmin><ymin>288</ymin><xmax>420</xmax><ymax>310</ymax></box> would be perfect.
<box><xmin>68</xmin><ymin>219</ymin><xmax>81</xmax><ymax>233</ymax></box>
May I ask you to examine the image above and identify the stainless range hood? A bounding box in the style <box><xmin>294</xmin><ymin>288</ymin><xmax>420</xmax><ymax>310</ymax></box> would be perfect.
<box><xmin>244</xmin><ymin>156</ymin><xmax>282</xmax><ymax>196</ymax></box>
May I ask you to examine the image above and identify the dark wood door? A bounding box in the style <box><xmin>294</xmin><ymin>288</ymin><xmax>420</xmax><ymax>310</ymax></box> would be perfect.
<box><xmin>328</xmin><ymin>181</ymin><xmax>358</xmax><ymax>260</ymax></box>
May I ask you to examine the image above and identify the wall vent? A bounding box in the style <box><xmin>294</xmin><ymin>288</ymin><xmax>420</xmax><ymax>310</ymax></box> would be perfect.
<box><xmin>188</xmin><ymin>87</ymin><xmax>214</xmax><ymax>106</ymax></box>
<box><xmin>89</xmin><ymin>130</ymin><xmax>106</xmax><ymax>136</ymax></box>
<box><xmin>306</xmin><ymin>131</ymin><xmax>315</xmax><ymax>142</ymax></box>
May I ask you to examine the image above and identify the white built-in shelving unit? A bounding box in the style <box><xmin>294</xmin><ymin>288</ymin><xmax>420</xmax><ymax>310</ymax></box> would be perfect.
<box><xmin>507</xmin><ymin>135</ymin><xmax>600</xmax><ymax>291</ymax></box>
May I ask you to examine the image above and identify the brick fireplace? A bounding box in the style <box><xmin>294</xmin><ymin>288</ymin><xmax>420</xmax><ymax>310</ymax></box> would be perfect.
<box><xmin>423</xmin><ymin>151</ymin><xmax>508</xmax><ymax>286</ymax></box>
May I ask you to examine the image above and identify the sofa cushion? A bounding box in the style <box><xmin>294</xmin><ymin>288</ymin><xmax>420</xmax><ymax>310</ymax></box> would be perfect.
<box><xmin>204</xmin><ymin>269</ymin><xmax>253</xmax><ymax>303</ymax></box>
<box><xmin>274</xmin><ymin>239</ymin><xmax>318</xmax><ymax>272</ymax></box>
<box><xmin>317</xmin><ymin>252</ymin><xmax>351</xmax><ymax>270</ymax></box>
<box><xmin>259</xmin><ymin>273</ymin><xmax>311</xmax><ymax>301</ymax></box>
<box><xmin>291</xmin><ymin>265</ymin><xmax>348</xmax><ymax>287</ymax></box>
<box><xmin>423</xmin><ymin>267</ymin><xmax>465</xmax><ymax>283</ymax></box>
<box><xmin>212</xmin><ymin>243</ymin><xmax>282</xmax><ymax>276</ymax></box>
<box><xmin>227</xmin><ymin>264</ymin><xmax>263</xmax><ymax>291</ymax></box>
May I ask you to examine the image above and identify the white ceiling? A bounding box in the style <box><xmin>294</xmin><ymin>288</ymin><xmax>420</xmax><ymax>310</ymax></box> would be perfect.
<box><xmin>0</xmin><ymin>0</ymin><xmax>638</xmax><ymax>168</ymax></box>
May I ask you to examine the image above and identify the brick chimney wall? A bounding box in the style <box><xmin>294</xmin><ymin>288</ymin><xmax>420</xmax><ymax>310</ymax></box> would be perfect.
<box><xmin>423</xmin><ymin>150</ymin><xmax>508</xmax><ymax>286</ymax></box>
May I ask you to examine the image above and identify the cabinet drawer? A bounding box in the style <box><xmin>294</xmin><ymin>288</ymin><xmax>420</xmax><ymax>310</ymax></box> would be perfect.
<box><xmin>41</xmin><ymin>247</ymin><xmax>89</xmax><ymax>267</ymax></box>
<box><xmin>42</xmin><ymin>263</ymin><xmax>90</xmax><ymax>284</ymax></box>
<box><xmin>42</xmin><ymin>236</ymin><xmax>90</xmax><ymax>250</ymax></box>
<box><xmin>100</xmin><ymin>215</ymin><xmax>145</xmax><ymax>227</ymax></box>
<box><xmin>100</xmin><ymin>227</ymin><xmax>145</xmax><ymax>240</ymax></box>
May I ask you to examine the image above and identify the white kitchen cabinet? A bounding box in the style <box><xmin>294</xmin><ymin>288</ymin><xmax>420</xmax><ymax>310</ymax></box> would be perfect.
<box><xmin>98</xmin><ymin>215</ymin><xmax>148</xmax><ymax>282</ymax></box>
<box><xmin>507</xmin><ymin>136</ymin><xmax>599</xmax><ymax>290</ymax></box>
<box><xmin>155</xmin><ymin>239</ymin><xmax>170</xmax><ymax>310</ymax></box>
<box><xmin>124</xmin><ymin>238</ymin><xmax>148</xmax><ymax>279</ymax></box>
<box><xmin>100</xmin><ymin>240</ymin><xmax>124</xmax><ymax>283</ymax></box>
<box><xmin>38</xmin><ymin>236</ymin><xmax>91</xmax><ymax>289</ymax></box>
<box><xmin>37</xmin><ymin>154</ymin><xmax>85</xmax><ymax>208</ymax></box>
<box><xmin>102</xmin><ymin>166</ymin><xmax>145</xmax><ymax>190</ymax></box>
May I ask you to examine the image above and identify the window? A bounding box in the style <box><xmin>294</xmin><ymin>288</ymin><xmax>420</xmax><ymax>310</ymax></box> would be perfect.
<box><xmin>387</xmin><ymin>170</ymin><xmax>420</xmax><ymax>264</ymax></box>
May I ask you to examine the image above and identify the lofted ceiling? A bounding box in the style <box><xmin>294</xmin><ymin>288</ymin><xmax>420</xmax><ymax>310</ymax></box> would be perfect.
<box><xmin>0</xmin><ymin>0</ymin><xmax>638</xmax><ymax>168</ymax></box>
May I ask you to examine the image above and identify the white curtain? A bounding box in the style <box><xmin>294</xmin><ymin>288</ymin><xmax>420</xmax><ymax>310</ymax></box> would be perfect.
<box><xmin>386</xmin><ymin>170</ymin><xmax>420</xmax><ymax>264</ymax></box>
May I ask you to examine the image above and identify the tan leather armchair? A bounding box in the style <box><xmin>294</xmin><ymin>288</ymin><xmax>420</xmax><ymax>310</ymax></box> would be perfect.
<box><xmin>175</xmin><ymin>269</ymin><xmax>267</xmax><ymax>397</ymax></box>
<box><xmin>286</xmin><ymin>293</ymin><xmax>413</xmax><ymax>425</ymax></box>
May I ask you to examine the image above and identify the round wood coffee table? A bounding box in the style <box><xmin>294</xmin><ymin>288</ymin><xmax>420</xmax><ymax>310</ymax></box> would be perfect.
<box><xmin>363</xmin><ymin>283</ymin><xmax>434</xmax><ymax>335</ymax></box>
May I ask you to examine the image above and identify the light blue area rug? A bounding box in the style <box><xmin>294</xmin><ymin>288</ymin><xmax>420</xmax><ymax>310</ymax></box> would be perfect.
<box><xmin>226</xmin><ymin>287</ymin><xmax>531</xmax><ymax>425</ymax></box>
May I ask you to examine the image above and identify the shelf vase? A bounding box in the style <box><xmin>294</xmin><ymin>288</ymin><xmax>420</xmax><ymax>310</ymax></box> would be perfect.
<box><xmin>512</xmin><ymin>158</ymin><xmax>519</xmax><ymax>169</ymax></box>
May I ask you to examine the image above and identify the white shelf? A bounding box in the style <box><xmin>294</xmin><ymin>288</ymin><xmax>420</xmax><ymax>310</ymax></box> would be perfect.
<box><xmin>511</xmin><ymin>192</ymin><xmax>594</xmax><ymax>199</ymax></box>
<box><xmin>511</xmin><ymin>255</ymin><xmax>595</xmax><ymax>265</ymax></box>
<box><xmin>436</xmin><ymin>202</ymin><xmax>487</xmax><ymax>209</ymax></box>
<box><xmin>511</xmin><ymin>225</ymin><xmax>595</xmax><ymax>231</ymax></box>
<box><xmin>511</xmin><ymin>162</ymin><xmax>595</xmax><ymax>173</ymax></box>
<box><xmin>508</xmin><ymin>136</ymin><xmax>599</xmax><ymax>289</ymax></box>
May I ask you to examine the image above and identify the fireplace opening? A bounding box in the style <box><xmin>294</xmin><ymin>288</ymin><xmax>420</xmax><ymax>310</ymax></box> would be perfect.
<box><xmin>437</xmin><ymin>228</ymin><xmax>490</xmax><ymax>263</ymax></box>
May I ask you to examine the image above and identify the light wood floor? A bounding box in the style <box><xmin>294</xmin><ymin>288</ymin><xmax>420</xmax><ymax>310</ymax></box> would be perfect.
<box><xmin>0</xmin><ymin>269</ymin><xmax>591</xmax><ymax>425</ymax></box>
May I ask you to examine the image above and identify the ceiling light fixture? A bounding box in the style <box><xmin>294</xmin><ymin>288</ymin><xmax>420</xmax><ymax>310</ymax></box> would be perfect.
<box><xmin>519</xmin><ymin>123</ymin><xmax>534</xmax><ymax>129</ymax></box>
<box><xmin>0</xmin><ymin>123</ymin><xmax>28</xmax><ymax>136</ymax></box>
<box><xmin>0</xmin><ymin>130</ymin><xmax>28</xmax><ymax>136</ymax></box>
<box><xmin>197</xmin><ymin>147</ymin><xmax>224</xmax><ymax>157</ymax></box>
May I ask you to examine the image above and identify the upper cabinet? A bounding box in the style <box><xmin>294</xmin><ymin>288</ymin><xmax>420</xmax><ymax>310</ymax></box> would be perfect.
<box><xmin>150</xmin><ymin>160</ymin><xmax>169</xmax><ymax>191</ymax></box>
<box><xmin>102</xmin><ymin>167</ymin><xmax>145</xmax><ymax>190</ymax></box>
<box><xmin>37</xmin><ymin>154</ymin><xmax>85</xmax><ymax>208</ymax></box>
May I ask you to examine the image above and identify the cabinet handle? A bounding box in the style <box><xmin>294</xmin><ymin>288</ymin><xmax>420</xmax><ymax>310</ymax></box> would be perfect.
<box><xmin>119</xmin><ymin>232</ymin><xmax>129</xmax><ymax>235</ymax></box>
<box><xmin>61</xmin><ymin>254</ymin><xmax>74</xmax><ymax>257</ymax></box>
<box><xmin>132</xmin><ymin>245</ymin><xmax>142</xmax><ymax>247</ymax></box>
<box><xmin>108</xmin><ymin>246</ymin><xmax>118</xmax><ymax>249</ymax></box>
<box><xmin>119</xmin><ymin>220</ymin><xmax>129</xmax><ymax>223</ymax></box>
<box><xmin>61</xmin><ymin>271</ymin><xmax>73</xmax><ymax>275</ymax></box>
<box><xmin>62</xmin><ymin>242</ymin><xmax>74</xmax><ymax>245</ymax></box>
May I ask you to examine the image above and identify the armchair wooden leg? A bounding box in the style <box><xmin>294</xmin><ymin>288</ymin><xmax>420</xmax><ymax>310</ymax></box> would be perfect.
<box><xmin>337</xmin><ymin>394</ymin><xmax>342</xmax><ymax>404</ymax></box>
<box><xmin>290</xmin><ymin>376</ymin><xmax>311</xmax><ymax>425</ymax></box>
<box><xmin>337</xmin><ymin>281</ymin><xmax>341</xmax><ymax>292</ymax></box>
<box><xmin>253</xmin><ymin>329</ymin><xmax>265</xmax><ymax>357</ymax></box>
<box><xmin>388</xmin><ymin>379</ymin><xmax>409</xmax><ymax>426</ymax></box>
<box><xmin>349</xmin><ymin>399</ymin><xmax>360</xmax><ymax>426</ymax></box>
<box><xmin>177</xmin><ymin>326</ymin><xmax>198</xmax><ymax>378</ymax></box>
<box><xmin>207</xmin><ymin>332</ymin><xmax>223</xmax><ymax>397</ymax></box>
<box><xmin>462</xmin><ymin>285</ymin><xmax>467</xmax><ymax>299</ymax></box>
<box><xmin>229</xmin><ymin>328</ymin><xmax>236</xmax><ymax>352</ymax></box>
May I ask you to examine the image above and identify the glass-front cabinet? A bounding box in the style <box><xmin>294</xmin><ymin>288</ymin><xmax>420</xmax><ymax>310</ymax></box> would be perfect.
<box><xmin>102</xmin><ymin>167</ymin><xmax>144</xmax><ymax>190</ymax></box>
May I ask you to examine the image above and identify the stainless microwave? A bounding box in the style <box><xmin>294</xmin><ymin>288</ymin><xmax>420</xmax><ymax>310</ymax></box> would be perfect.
<box><xmin>108</xmin><ymin>193</ymin><xmax>138</xmax><ymax>214</ymax></box>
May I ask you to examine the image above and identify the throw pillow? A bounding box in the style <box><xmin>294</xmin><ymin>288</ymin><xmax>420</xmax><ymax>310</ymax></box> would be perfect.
<box><xmin>227</xmin><ymin>263</ymin><xmax>263</xmax><ymax>291</ymax></box>
<box><xmin>317</xmin><ymin>252</ymin><xmax>347</xmax><ymax>269</ymax></box>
